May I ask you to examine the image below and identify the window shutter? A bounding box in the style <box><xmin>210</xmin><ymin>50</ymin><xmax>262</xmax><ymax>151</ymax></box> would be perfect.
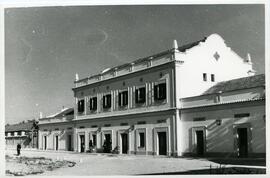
<box><xmin>160</xmin><ymin>83</ymin><xmax>166</xmax><ymax>99</ymax></box>
<box><xmin>103</xmin><ymin>95</ymin><xmax>106</xmax><ymax>108</ymax></box>
<box><xmin>82</xmin><ymin>100</ymin><xmax>85</xmax><ymax>112</ymax></box>
<box><xmin>118</xmin><ymin>92</ymin><xmax>122</xmax><ymax>106</ymax></box>
<box><xmin>94</xmin><ymin>97</ymin><xmax>97</xmax><ymax>110</ymax></box>
<box><xmin>135</xmin><ymin>89</ymin><xmax>139</xmax><ymax>103</ymax></box>
<box><xmin>141</xmin><ymin>88</ymin><xmax>146</xmax><ymax>102</ymax></box>
<box><xmin>154</xmin><ymin>85</ymin><xmax>158</xmax><ymax>100</ymax></box>
<box><xmin>108</xmin><ymin>95</ymin><xmax>111</xmax><ymax>107</ymax></box>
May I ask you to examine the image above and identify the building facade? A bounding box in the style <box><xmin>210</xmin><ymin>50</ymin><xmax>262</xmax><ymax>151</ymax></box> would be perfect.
<box><xmin>5</xmin><ymin>120</ymin><xmax>39</xmax><ymax>149</ymax></box>
<box><xmin>38</xmin><ymin>34</ymin><xmax>265</xmax><ymax>157</ymax></box>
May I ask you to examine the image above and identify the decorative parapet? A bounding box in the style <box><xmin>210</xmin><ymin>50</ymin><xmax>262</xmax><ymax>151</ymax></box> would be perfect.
<box><xmin>74</xmin><ymin>49</ymin><xmax>174</xmax><ymax>88</ymax></box>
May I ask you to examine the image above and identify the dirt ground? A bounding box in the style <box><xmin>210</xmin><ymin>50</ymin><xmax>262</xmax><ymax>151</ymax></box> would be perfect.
<box><xmin>5</xmin><ymin>149</ymin><xmax>266</xmax><ymax>176</ymax></box>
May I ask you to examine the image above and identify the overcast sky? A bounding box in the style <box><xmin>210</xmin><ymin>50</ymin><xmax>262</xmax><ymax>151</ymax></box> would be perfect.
<box><xmin>5</xmin><ymin>5</ymin><xmax>265</xmax><ymax>124</ymax></box>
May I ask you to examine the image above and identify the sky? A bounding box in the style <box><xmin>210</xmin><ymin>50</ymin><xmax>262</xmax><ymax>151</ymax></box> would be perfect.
<box><xmin>5</xmin><ymin>4</ymin><xmax>265</xmax><ymax>124</ymax></box>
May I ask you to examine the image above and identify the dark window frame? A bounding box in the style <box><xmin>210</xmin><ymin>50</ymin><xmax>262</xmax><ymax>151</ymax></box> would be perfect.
<box><xmin>203</xmin><ymin>73</ymin><xmax>207</xmax><ymax>81</ymax></box>
<box><xmin>103</xmin><ymin>94</ymin><xmax>112</xmax><ymax>109</ymax></box>
<box><xmin>154</xmin><ymin>82</ymin><xmax>167</xmax><ymax>100</ymax></box>
<box><xmin>90</xmin><ymin>97</ymin><xmax>97</xmax><ymax>111</ymax></box>
<box><xmin>119</xmin><ymin>90</ymin><xmax>128</xmax><ymax>107</ymax></box>
<box><xmin>211</xmin><ymin>74</ymin><xmax>215</xmax><ymax>82</ymax></box>
<box><xmin>135</xmin><ymin>87</ymin><xmax>146</xmax><ymax>104</ymax></box>
<box><xmin>78</xmin><ymin>99</ymin><xmax>85</xmax><ymax>113</ymax></box>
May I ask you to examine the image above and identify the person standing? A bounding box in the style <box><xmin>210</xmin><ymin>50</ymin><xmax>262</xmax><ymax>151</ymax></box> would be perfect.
<box><xmin>17</xmin><ymin>143</ymin><xmax>21</xmax><ymax>156</ymax></box>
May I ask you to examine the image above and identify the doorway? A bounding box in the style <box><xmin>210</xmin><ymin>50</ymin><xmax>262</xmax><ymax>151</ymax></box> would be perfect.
<box><xmin>237</xmin><ymin>128</ymin><xmax>248</xmax><ymax>157</ymax></box>
<box><xmin>121</xmin><ymin>133</ymin><xmax>128</xmax><ymax>154</ymax></box>
<box><xmin>55</xmin><ymin>135</ymin><xmax>59</xmax><ymax>150</ymax></box>
<box><xmin>103</xmin><ymin>134</ymin><xmax>112</xmax><ymax>153</ymax></box>
<box><xmin>67</xmin><ymin>135</ymin><xmax>72</xmax><ymax>151</ymax></box>
<box><xmin>44</xmin><ymin>136</ymin><xmax>47</xmax><ymax>150</ymax></box>
<box><xmin>80</xmin><ymin>135</ymin><xmax>85</xmax><ymax>152</ymax></box>
<box><xmin>158</xmin><ymin>132</ymin><xmax>167</xmax><ymax>155</ymax></box>
<box><xmin>196</xmin><ymin>130</ymin><xmax>204</xmax><ymax>156</ymax></box>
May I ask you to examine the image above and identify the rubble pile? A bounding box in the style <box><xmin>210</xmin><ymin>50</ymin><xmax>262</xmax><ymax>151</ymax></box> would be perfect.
<box><xmin>6</xmin><ymin>155</ymin><xmax>76</xmax><ymax>176</ymax></box>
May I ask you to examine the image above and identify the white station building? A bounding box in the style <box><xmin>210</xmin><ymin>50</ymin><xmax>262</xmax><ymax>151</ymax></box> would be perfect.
<box><xmin>38</xmin><ymin>34</ymin><xmax>265</xmax><ymax>158</ymax></box>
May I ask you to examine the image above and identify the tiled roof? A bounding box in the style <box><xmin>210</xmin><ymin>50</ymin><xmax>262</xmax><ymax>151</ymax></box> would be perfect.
<box><xmin>5</xmin><ymin>121</ymin><xmax>35</xmax><ymax>132</ymax></box>
<box><xmin>203</xmin><ymin>74</ymin><xmax>265</xmax><ymax>95</ymax></box>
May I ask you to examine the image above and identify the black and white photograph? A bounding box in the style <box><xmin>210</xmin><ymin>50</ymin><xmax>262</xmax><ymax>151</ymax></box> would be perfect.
<box><xmin>2</xmin><ymin>0</ymin><xmax>268</xmax><ymax>176</ymax></box>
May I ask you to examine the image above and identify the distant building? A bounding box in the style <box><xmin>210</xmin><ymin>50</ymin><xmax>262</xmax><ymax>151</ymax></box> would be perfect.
<box><xmin>5</xmin><ymin>120</ymin><xmax>39</xmax><ymax>149</ymax></box>
<box><xmin>38</xmin><ymin>34</ymin><xmax>265</xmax><ymax>157</ymax></box>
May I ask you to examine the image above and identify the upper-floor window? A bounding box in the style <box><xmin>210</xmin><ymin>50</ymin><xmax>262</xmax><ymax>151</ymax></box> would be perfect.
<box><xmin>139</xmin><ymin>132</ymin><xmax>145</xmax><ymax>148</ymax></box>
<box><xmin>119</xmin><ymin>90</ymin><xmax>128</xmax><ymax>107</ymax></box>
<box><xmin>90</xmin><ymin>97</ymin><xmax>97</xmax><ymax>111</ymax></box>
<box><xmin>11</xmin><ymin>132</ymin><xmax>14</xmax><ymax>136</ymax></box>
<box><xmin>5</xmin><ymin>132</ymin><xmax>7</xmax><ymax>136</ymax></box>
<box><xmin>211</xmin><ymin>74</ymin><xmax>215</xmax><ymax>82</ymax></box>
<box><xmin>135</xmin><ymin>87</ymin><xmax>146</xmax><ymax>104</ymax></box>
<box><xmin>103</xmin><ymin>94</ymin><xmax>112</xmax><ymax>109</ymax></box>
<box><xmin>78</xmin><ymin>99</ymin><xmax>85</xmax><ymax>113</ymax></box>
<box><xmin>203</xmin><ymin>73</ymin><xmax>207</xmax><ymax>81</ymax></box>
<box><xmin>154</xmin><ymin>82</ymin><xmax>166</xmax><ymax>100</ymax></box>
<box><xmin>17</xmin><ymin>131</ymin><xmax>21</xmax><ymax>136</ymax></box>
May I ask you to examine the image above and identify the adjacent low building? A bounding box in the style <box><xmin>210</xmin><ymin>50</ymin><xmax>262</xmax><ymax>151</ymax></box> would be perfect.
<box><xmin>38</xmin><ymin>33</ymin><xmax>265</xmax><ymax>158</ymax></box>
<box><xmin>5</xmin><ymin>120</ymin><xmax>39</xmax><ymax>149</ymax></box>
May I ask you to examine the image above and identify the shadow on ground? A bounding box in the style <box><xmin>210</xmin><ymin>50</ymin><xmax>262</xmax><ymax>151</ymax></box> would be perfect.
<box><xmin>141</xmin><ymin>167</ymin><xmax>266</xmax><ymax>175</ymax></box>
<box><xmin>207</xmin><ymin>158</ymin><xmax>266</xmax><ymax>166</ymax></box>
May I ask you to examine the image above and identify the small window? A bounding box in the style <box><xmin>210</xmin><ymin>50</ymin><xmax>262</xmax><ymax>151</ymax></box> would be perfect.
<box><xmin>91</xmin><ymin>125</ymin><xmax>98</xmax><ymax>128</ymax></box>
<box><xmin>135</xmin><ymin>87</ymin><xmax>146</xmax><ymax>104</ymax></box>
<box><xmin>203</xmin><ymin>73</ymin><xmax>207</xmax><ymax>81</ymax></box>
<box><xmin>103</xmin><ymin>94</ymin><xmax>112</xmax><ymax>109</ymax></box>
<box><xmin>78</xmin><ymin>99</ymin><xmax>85</xmax><ymax>113</ymax></box>
<box><xmin>234</xmin><ymin>113</ymin><xmax>250</xmax><ymax>118</ymax></box>
<box><xmin>193</xmin><ymin>117</ymin><xmax>206</xmax><ymax>121</ymax></box>
<box><xmin>44</xmin><ymin>129</ymin><xmax>48</xmax><ymax>131</ymax></box>
<box><xmin>139</xmin><ymin>132</ymin><xmax>145</xmax><ymax>148</ymax></box>
<box><xmin>79</xmin><ymin>126</ymin><xmax>85</xmax><ymax>129</ymax></box>
<box><xmin>90</xmin><ymin>97</ymin><xmax>97</xmax><ymax>111</ymax></box>
<box><xmin>17</xmin><ymin>131</ymin><xmax>22</xmax><ymax>136</ymax></box>
<box><xmin>11</xmin><ymin>132</ymin><xmax>14</xmax><ymax>136</ymax></box>
<box><xmin>120</xmin><ymin>123</ymin><xmax>128</xmax><ymax>126</ymax></box>
<box><xmin>5</xmin><ymin>132</ymin><xmax>7</xmax><ymax>136</ymax></box>
<box><xmin>119</xmin><ymin>91</ymin><xmax>128</xmax><ymax>107</ymax></box>
<box><xmin>154</xmin><ymin>82</ymin><xmax>166</xmax><ymax>100</ymax></box>
<box><xmin>104</xmin><ymin>124</ymin><xmax>111</xmax><ymax>127</ymax></box>
<box><xmin>55</xmin><ymin>128</ymin><xmax>59</xmax><ymax>130</ymax></box>
<box><xmin>137</xmin><ymin>121</ymin><xmax>146</xmax><ymax>125</ymax></box>
<box><xmin>211</xmin><ymin>74</ymin><xmax>215</xmax><ymax>82</ymax></box>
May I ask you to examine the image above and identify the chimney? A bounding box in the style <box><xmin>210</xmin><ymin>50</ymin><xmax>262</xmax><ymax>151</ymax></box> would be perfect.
<box><xmin>39</xmin><ymin>112</ymin><xmax>43</xmax><ymax>119</ymax></box>
<box><xmin>173</xmin><ymin>40</ymin><xmax>178</xmax><ymax>50</ymax></box>
<box><xmin>75</xmin><ymin>73</ymin><xmax>79</xmax><ymax>81</ymax></box>
<box><xmin>245</xmin><ymin>53</ymin><xmax>252</xmax><ymax>64</ymax></box>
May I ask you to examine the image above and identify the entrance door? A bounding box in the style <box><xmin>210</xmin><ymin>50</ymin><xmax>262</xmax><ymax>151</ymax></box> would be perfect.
<box><xmin>104</xmin><ymin>134</ymin><xmax>112</xmax><ymax>153</ymax></box>
<box><xmin>196</xmin><ymin>130</ymin><xmax>204</xmax><ymax>156</ymax></box>
<box><xmin>67</xmin><ymin>135</ymin><xmax>72</xmax><ymax>151</ymax></box>
<box><xmin>158</xmin><ymin>132</ymin><xmax>167</xmax><ymax>155</ymax></box>
<box><xmin>80</xmin><ymin>135</ymin><xmax>85</xmax><ymax>152</ymax></box>
<box><xmin>121</xmin><ymin>133</ymin><xmax>128</xmax><ymax>154</ymax></box>
<box><xmin>44</xmin><ymin>136</ymin><xmax>47</xmax><ymax>150</ymax></box>
<box><xmin>55</xmin><ymin>135</ymin><xmax>59</xmax><ymax>150</ymax></box>
<box><xmin>237</xmin><ymin>128</ymin><xmax>248</xmax><ymax>157</ymax></box>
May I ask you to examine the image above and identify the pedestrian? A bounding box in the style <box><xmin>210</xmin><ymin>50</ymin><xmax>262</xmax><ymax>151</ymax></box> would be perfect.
<box><xmin>17</xmin><ymin>143</ymin><xmax>21</xmax><ymax>156</ymax></box>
